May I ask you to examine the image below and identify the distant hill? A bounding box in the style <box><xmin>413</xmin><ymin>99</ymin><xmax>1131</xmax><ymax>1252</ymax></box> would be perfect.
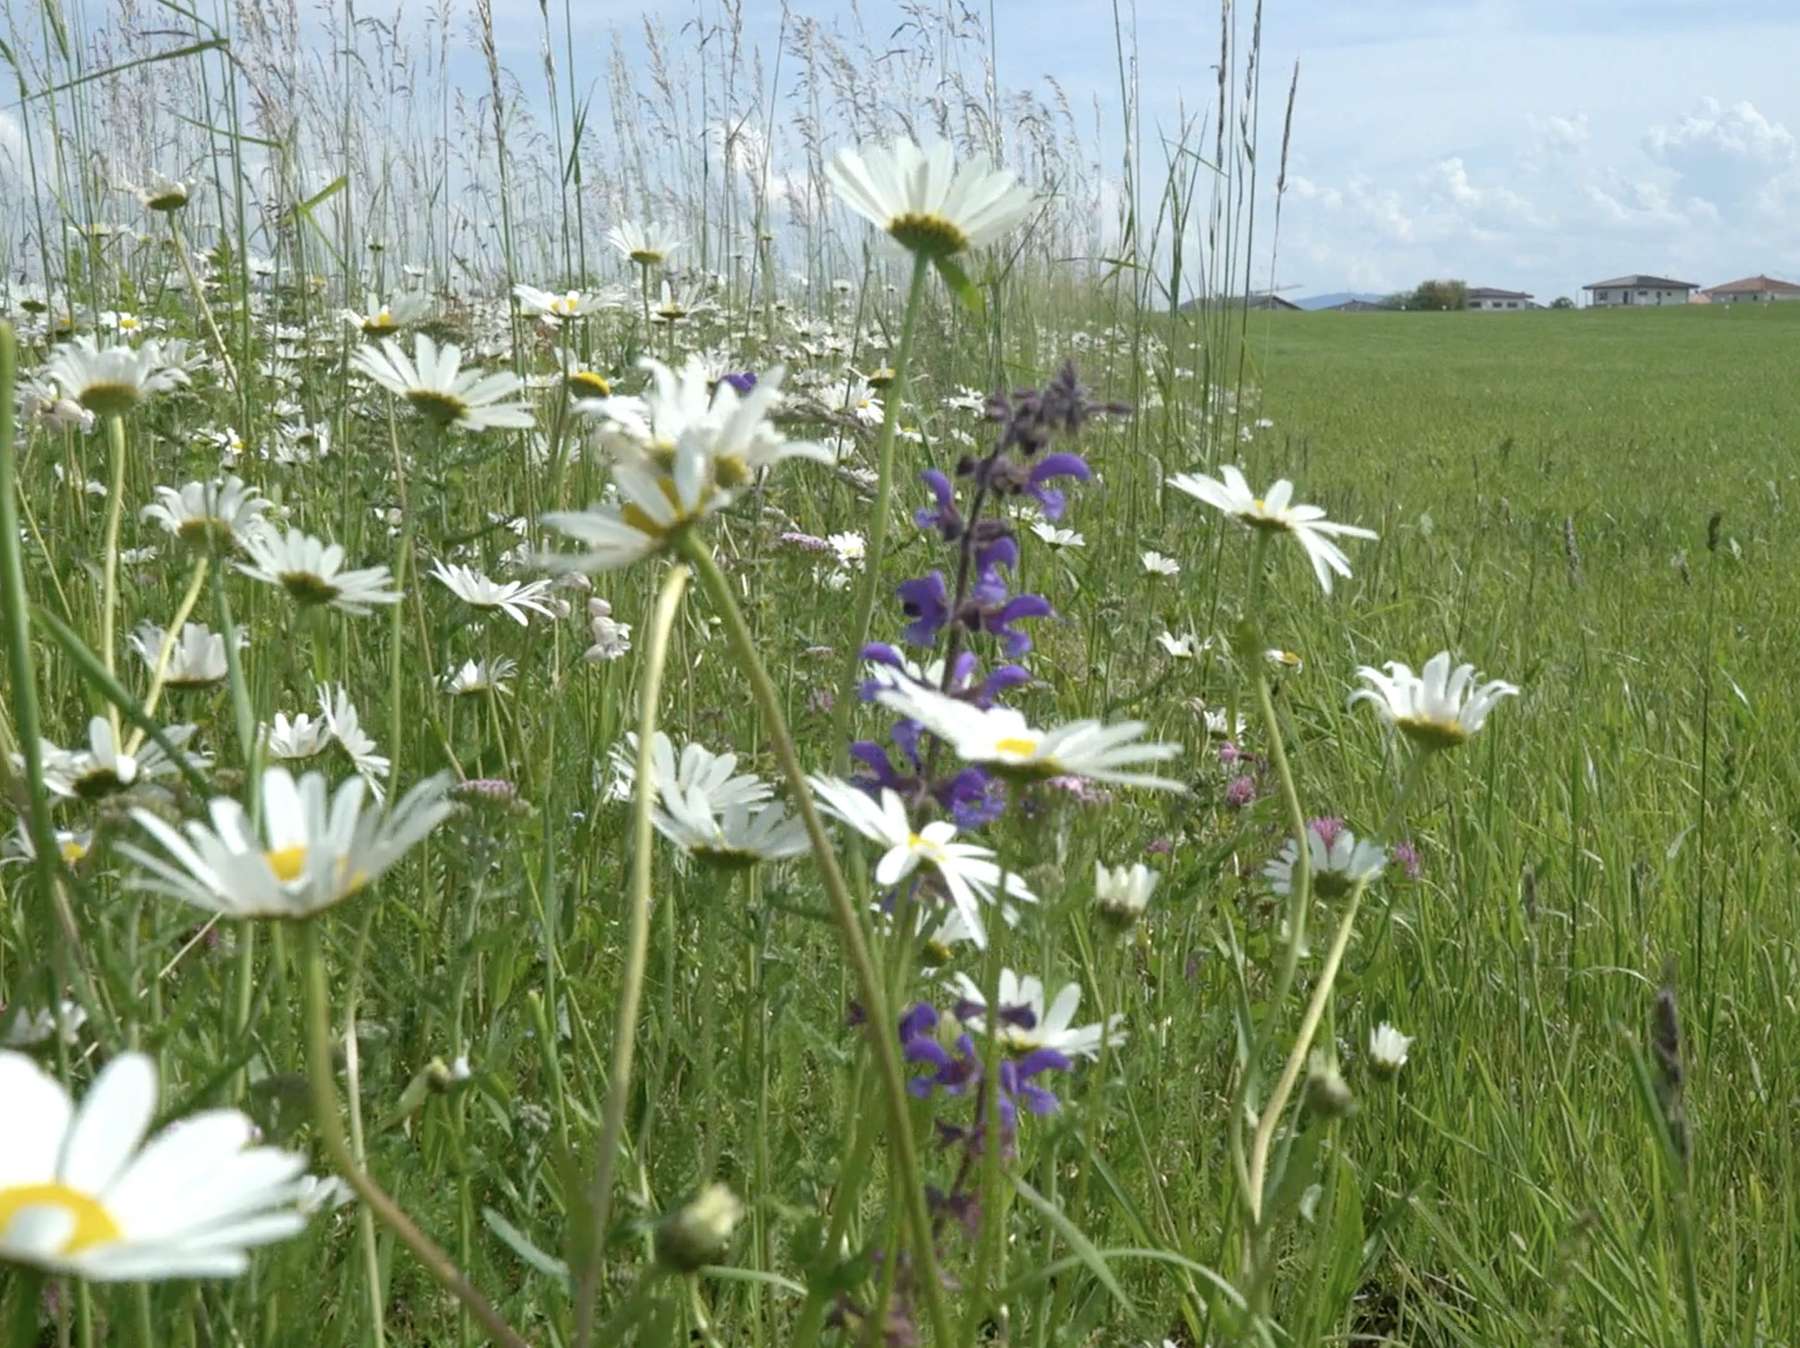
<box><xmin>1294</xmin><ymin>291</ymin><xmax>1390</xmax><ymax>311</ymax></box>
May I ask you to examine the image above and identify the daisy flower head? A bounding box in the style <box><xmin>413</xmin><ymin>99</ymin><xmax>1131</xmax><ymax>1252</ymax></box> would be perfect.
<box><xmin>606</xmin><ymin>221</ymin><xmax>683</xmax><ymax>268</ymax></box>
<box><xmin>131</xmin><ymin>172</ymin><xmax>192</xmax><ymax>212</ymax></box>
<box><xmin>513</xmin><ymin>284</ymin><xmax>600</xmax><ymax>325</ymax></box>
<box><xmin>1030</xmin><ymin>521</ymin><xmax>1085</xmax><ymax>550</ymax></box>
<box><xmin>318</xmin><ymin>685</ymin><xmax>389</xmax><ymax>797</ymax></box>
<box><xmin>1349</xmin><ymin>651</ymin><xmax>1519</xmax><ymax>751</ymax></box>
<box><xmin>1368</xmin><ymin>1022</ymin><xmax>1413</xmax><ymax>1078</ymax></box>
<box><xmin>32</xmin><ymin>717</ymin><xmax>202</xmax><ymax>802</ymax></box>
<box><xmin>949</xmin><ymin>969</ymin><xmax>1124</xmax><ymax>1061</ymax></box>
<box><xmin>807</xmin><ymin>776</ymin><xmax>1034</xmax><ymax>949</ymax></box>
<box><xmin>0</xmin><ymin>1050</ymin><xmax>312</xmax><ymax>1280</ymax></box>
<box><xmin>1165</xmin><ymin>465</ymin><xmax>1376</xmax><ymax>594</ymax></box>
<box><xmin>1263</xmin><ymin>818</ymin><xmax>1385</xmax><ymax>900</ymax></box>
<box><xmin>41</xmin><ymin>335</ymin><xmax>193</xmax><ymax>417</ymax></box>
<box><xmin>237</xmin><ymin>526</ymin><xmax>400</xmax><ymax>615</ymax></box>
<box><xmin>652</xmin><ymin>784</ymin><xmax>809</xmax><ymax>870</ymax></box>
<box><xmin>558</xmin><ymin>351</ymin><xmax>615</xmax><ymax>400</ymax></box>
<box><xmin>874</xmin><ymin>679</ymin><xmax>1185</xmax><ymax>792</ymax></box>
<box><xmin>826</xmin><ymin>137</ymin><xmax>1036</xmax><ymax>258</ymax></box>
<box><xmin>349</xmin><ymin>333</ymin><xmax>534</xmax><ymax>432</ymax></box>
<box><xmin>1094</xmin><ymin>860</ymin><xmax>1159</xmax><ymax>929</ymax></box>
<box><xmin>443</xmin><ymin>658</ymin><xmax>516</xmax><ymax>697</ymax></box>
<box><xmin>606</xmin><ymin>732</ymin><xmax>772</xmax><ymax>811</ymax></box>
<box><xmin>140</xmin><ymin>476</ymin><xmax>270</xmax><ymax>552</ymax></box>
<box><xmin>428</xmin><ymin>560</ymin><xmax>557</xmax><ymax>625</ymax></box>
<box><xmin>121</xmin><ymin>766</ymin><xmax>451</xmax><ymax>919</ymax></box>
<box><xmin>341</xmin><ymin>292</ymin><xmax>429</xmax><ymax>338</ymax></box>
<box><xmin>129</xmin><ymin>622</ymin><xmax>238</xmax><ymax>689</ymax></box>
<box><xmin>262</xmin><ymin>709</ymin><xmax>332</xmax><ymax>762</ymax></box>
<box><xmin>1141</xmin><ymin>550</ymin><xmax>1180</xmax><ymax>577</ymax></box>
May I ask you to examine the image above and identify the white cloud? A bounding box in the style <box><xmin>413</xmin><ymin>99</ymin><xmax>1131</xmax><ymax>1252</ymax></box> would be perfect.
<box><xmin>1643</xmin><ymin>97</ymin><xmax>1798</xmax><ymax>214</ymax></box>
<box><xmin>0</xmin><ymin>112</ymin><xmax>25</xmax><ymax>184</ymax></box>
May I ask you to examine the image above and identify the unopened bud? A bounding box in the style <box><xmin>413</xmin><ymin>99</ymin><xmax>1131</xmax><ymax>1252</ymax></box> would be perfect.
<box><xmin>1304</xmin><ymin>1050</ymin><xmax>1356</xmax><ymax>1119</ymax></box>
<box><xmin>655</xmin><ymin>1183</ymin><xmax>743</xmax><ymax>1272</ymax></box>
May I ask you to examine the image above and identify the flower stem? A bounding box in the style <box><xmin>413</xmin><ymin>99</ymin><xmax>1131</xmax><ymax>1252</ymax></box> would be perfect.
<box><xmin>679</xmin><ymin>533</ymin><xmax>955</xmax><ymax>1347</ymax></box>
<box><xmin>297</xmin><ymin>919</ymin><xmax>530</xmax><ymax>1348</ymax></box>
<box><xmin>128</xmin><ymin>557</ymin><xmax>210</xmax><ymax>747</ymax></box>
<box><xmin>100</xmin><ymin>413</ymin><xmax>127</xmax><ymax>741</ymax></box>
<box><xmin>829</xmin><ymin>251</ymin><xmax>931</xmax><ymax>769</ymax></box>
<box><xmin>571</xmin><ymin>560</ymin><xmax>690</xmax><ymax>1348</ymax></box>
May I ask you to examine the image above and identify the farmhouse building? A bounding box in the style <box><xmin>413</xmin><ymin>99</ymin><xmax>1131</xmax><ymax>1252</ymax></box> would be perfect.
<box><xmin>1465</xmin><ymin>287</ymin><xmax>1533</xmax><ymax>311</ymax></box>
<box><xmin>1583</xmin><ymin>275</ymin><xmax>1698</xmax><ymax>307</ymax></box>
<box><xmin>1702</xmin><ymin>274</ymin><xmax>1800</xmax><ymax>304</ymax></box>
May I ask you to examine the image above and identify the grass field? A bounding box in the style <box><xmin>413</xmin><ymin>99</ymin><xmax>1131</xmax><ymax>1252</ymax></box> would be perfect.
<box><xmin>2</xmin><ymin>6</ymin><xmax>1797</xmax><ymax>1347</ymax></box>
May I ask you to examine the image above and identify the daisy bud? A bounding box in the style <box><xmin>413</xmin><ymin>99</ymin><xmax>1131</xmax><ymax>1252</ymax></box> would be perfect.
<box><xmin>1367</xmin><ymin>1022</ymin><xmax>1412</xmax><ymax>1079</ymax></box>
<box><xmin>1094</xmin><ymin>860</ymin><xmax>1158</xmax><ymax>931</ymax></box>
<box><xmin>655</xmin><ymin>1183</ymin><xmax>744</xmax><ymax>1273</ymax></box>
<box><xmin>1304</xmin><ymin>1050</ymin><xmax>1356</xmax><ymax>1120</ymax></box>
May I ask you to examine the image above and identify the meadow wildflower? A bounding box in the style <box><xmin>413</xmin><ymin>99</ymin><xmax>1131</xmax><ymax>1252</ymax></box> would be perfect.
<box><xmin>350</xmin><ymin>334</ymin><xmax>534</xmax><ymax>431</ymax></box>
<box><xmin>1349</xmin><ymin>651</ymin><xmax>1520</xmax><ymax>750</ymax></box>
<box><xmin>141</xmin><ymin>475</ymin><xmax>270</xmax><ymax>551</ymax></box>
<box><xmin>1166</xmin><ymin>464</ymin><xmax>1376</xmax><ymax>594</ymax></box>
<box><xmin>41</xmin><ymin>335</ymin><xmax>193</xmax><ymax>416</ymax></box>
<box><xmin>428</xmin><ymin>560</ymin><xmax>557</xmax><ymax>624</ymax></box>
<box><xmin>128</xmin><ymin>622</ymin><xmax>236</xmax><ymax>688</ymax></box>
<box><xmin>826</xmin><ymin>137</ymin><xmax>1035</xmax><ymax>258</ymax></box>
<box><xmin>1368</xmin><ymin>1022</ymin><xmax>1413</xmax><ymax>1077</ymax></box>
<box><xmin>0</xmin><ymin>1050</ymin><xmax>311</xmax><ymax>1280</ymax></box>
<box><xmin>1264</xmin><ymin>818</ymin><xmax>1386</xmax><ymax>899</ymax></box>
<box><xmin>1094</xmin><ymin>860</ymin><xmax>1159</xmax><ymax>927</ymax></box>
<box><xmin>238</xmin><ymin>526</ymin><xmax>401</xmax><ymax>614</ymax></box>
<box><xmin>949</xmin><ymin>969</ymin><xmax>1125</xmax><ymax>1060</ymax></box>
<box><xmin>122</xmin><ymin>766</ymin><xmax>450</xmax><ymax>919</ymax></box>
<box><xmin>341</xmin><ymin>292</ymin><xmax>429</xmax><ymax>337</ymax></box>
<box><xmin>606</xmin><ymin>220</ymin><xmax>683</xmax><ymax>267</ymax></box>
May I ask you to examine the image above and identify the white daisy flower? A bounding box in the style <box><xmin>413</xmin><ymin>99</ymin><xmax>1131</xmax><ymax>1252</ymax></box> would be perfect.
<box><xmin>807</xmin><ymin>776</ymin><xmax>1034</xmax><ymax>948</ymax></box>
<box><xmin>31</xmin><ymin>717</ymin><xmax>203</xmax><ymax>802</ymax></box>
<box><xmin>121</xmin><ymin>766</ymin><xmax>450</xmax><ymax>919</ymax></box>
<box><xmin>0</xmin><ymin>1050</ymin><xmax>312</xmax><ymax>1279</ymax></box>
<box><xmin>826</xmin><ymin>138</ymin><xmax>1036</xmax><ymax>257</ymax></box>
<box><xmin>40</xmin><ymin>335</ymin><xmax>193</xmax><ymax>416</ymax></box>
<box><xmin>1155</xmin><ymin>631</ymin><xmax>1205</xmax><ymax>660</ymax></box>
<box><xmin>349</xmin><ymin>334</ymin><xmax>534</xmax><ymax>432</ymax></box>
<box><xmin>443</xmin><ymin>658</ymin><xmax>516</xmax><ymax>697</ymax></box>
<box><xmin>819</xmin><ymin>381</ymin><xmax>884</xmax><ymax>427</ymax></box>
<box><xmin>340</xmin><ymin>291</ymin><xmax>430</xmax><ymax>337</ymax></box>
<box><xmin>606</xmin><ymin>732</ymin><xmax>771</xmax><ymax>810</ymax></box>
<box><xmin>318</xmin><ymin>686</ymin><xmax>389</xmax><ymax>798</ymax></box>
<box><xmin>0</xmin><ymin>999</ymin><xmax>87</xmax><ymax>1048</ymax></box>
<box><xmin>513</xmin><ymin>284</ymin><xmax>600</xmax><ymax>324</ymax></box>
<box><xmin>1094</xmin><ymin>860</ymin><xmax>1159</xmax><ymax>927</ymax></box>
<box><xmin>237</xmin><ymin>526</ymin><xmax>400</xmax><ymax>615</ymax></box>
<box><xmin>1348</xmin><ymin>651</ymin><xmax>1519</xmax><ymax>750</ymax></box>
<box><xmin>606</xmin><ymin>220</ymin><xmax>683</xmax><ymax>267</ymax></box>
<box><xmin>1030</xmin><ymin>521</ymin><xmax>1085</xmax><ymax>550</ymax></box>
<box><xmin>948</xmin><ymin>969</ymin><xmax>1124</xmax><ymax>1060</ymax></box>
<box><xmin>651</xmin><ymin>783</ymin><xmax>809</xmax><ymax>869</ymax></box>
<box><xmin>1165</xmin><ymin>465</ymin><xmax>1377</xmax><ymax>594</ymax></box>
<box><xmin>4</xmin><ymin>827</ymin><xmax>95</xmax><ymax>868</ymax></box>
<box><xmin>557</xmin><ymin>352</ymin><xmax>615</xmax><ymax>400</ymax></box>
<box><xmin>1368</xmin><ymin>1022</ymin><xmax>1413</xmax><ymax>1077</ymax></box>
<box><xmin>141</xmin><ymin>476</ymin><xmax>270</xmax><ymax>551</ymax></box>
<box><xmin>650</xmin><ymin>278</ymin><xmax>714</xmax><ymax>325</ymax></box>
<box><xmin>428</xmin><ymin>560</ymin><xmax>557</xmax><ymax>625</ymax></box>
<box><xmin>583</xmin><ymin>598</ymin><xmax>632</xmax><ymax>662</ymax></box>
<box><xmin>826</xmin><ymin>532</ymin><xmax>866</xmax><ymax>569</ymax></box>
<box><xmin>128</xmin><ymin>622</ymin><xmax>237</xmax><ymax>688</ymax></box>
<box><xmin>262</xmin><ymin>710</ymin><xmax>332</xmax><ymax>762</ymax></box>
<box><xmin>130</xmin><ymin>173</ymin><xmax>192</xmax><ymax>212</ymax></box>
<box><xmin>873</xmin><ymin>679</ymin><xmax>1184</xmax><ymax>792</ymax></box>
<box><xmin>1140</xmin><ymin>550</ymin><xmax>1180</xmax><ymax>577</ymax></box>
<box><xmin>1263</xmin><ymin>821</ymin><xmax>1385</xmax><ymax>900</ymax></box>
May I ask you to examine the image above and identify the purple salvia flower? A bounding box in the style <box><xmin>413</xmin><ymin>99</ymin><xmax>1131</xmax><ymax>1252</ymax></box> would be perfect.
<box><xmin>897</xmin><ymin>572</ymin><xmax>950</xmax><ymax>646</ymax></box>
<box><xmin>914</xmin><ymin>469</ymin><xmax>962</xmax><ymax>540</ymax></box>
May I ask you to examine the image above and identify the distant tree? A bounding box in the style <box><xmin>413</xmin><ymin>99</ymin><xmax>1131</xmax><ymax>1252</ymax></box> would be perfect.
<box><xmin>1551</xmin><ymin>296</ymin><xmax>1575</xmax><ymax>309</ymax></box>
<box><xmin>1410</xmin><ymin>279</ymin><xmax>1467</xmax><ymax>311</ymax></box>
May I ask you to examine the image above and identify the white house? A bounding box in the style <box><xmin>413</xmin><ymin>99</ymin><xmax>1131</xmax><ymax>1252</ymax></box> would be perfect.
<box><xmin>1702</xmin><ymin>274</ymin><xmax>1800</xmax><ymax>304</ymax></box>
<box><xmin>1583</xmin><ymin>274</ymin><xmax>1698</xmax><ymax>307</ymax></box>
<box><xmin>1465</xmin><ymin>286</ymin><xmax>1533</xmax><ymax>311</ymax></box>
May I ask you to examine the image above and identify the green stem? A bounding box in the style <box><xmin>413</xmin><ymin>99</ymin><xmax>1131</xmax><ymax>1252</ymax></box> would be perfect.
<box><xmin>679</xmin><ymin>534</ymin><xmax>955</xmax><ymax>1347</ymax></box>
<box><xmin>100</xmin><ymin>413</ymin><xmax>127</xmax><ymax>740</ymax></box>
<box><xmin>572</xmin><ymin>561</ymin><xmax>691</xmax><ymax>1348</ymax></box>
<box><xmin>298</xmin><ymin>920</ymin><xmax>529</xmax><ymax>1348</ymax></box>
<box><xmin>828</xmin><ymin>251</ymin><xmax>931</xmax><ymax>770</ymax></box>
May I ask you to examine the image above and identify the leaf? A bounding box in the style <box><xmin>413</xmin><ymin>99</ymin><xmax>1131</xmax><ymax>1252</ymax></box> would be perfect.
<box><xmin>25</xmin><ymin>38</ymin><xmax>226</xmax><ymax>102</ymax></box>
<box><xmin>291</xmin><ymin>174</ymin><xmax>347</xmax><ymax>221</ymax></box>
<box><xmin>482</xmin><ymin>1206</ymin><xmax>571</xmax><ymax>1289</ymax></box>
<box><xmin>933</xmin><ymin>254</ymin><xmax>985</xmax><ymax>315</ymax></box>
<box><xmin>1010</xmin><ymin>1175</ymin><xmax>1132</xmax><ymax>1312</ymax></box>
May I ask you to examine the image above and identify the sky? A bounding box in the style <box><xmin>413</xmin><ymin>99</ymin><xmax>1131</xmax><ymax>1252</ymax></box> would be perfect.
<box><xmin>10</xmin><ymin>0</ymin><xmax>1797</xmax><ymax>303</ymax></box>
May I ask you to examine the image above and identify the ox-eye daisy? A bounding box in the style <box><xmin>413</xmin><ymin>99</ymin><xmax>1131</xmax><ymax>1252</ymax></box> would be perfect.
<box><xmin>606</xmin><ymin>732</ymin><xmax>771</xmax><ymax>810</ymax></box>
<box><xmin>513</xmin><ymin>284</ymin><xmax>601</xmax><ymax>324</ymax></box>
<box><xmin>1166</xmin><ymin>465</ymin><xmax>1376</xmax><ymax>595</ymax></box>
<box><xmin>652</xmin><ymin>784</ymin><xmax>809</xmax><ymax>869</ymax></box>
<box><xmin>341</xmin><ymin>291</ymin><xmax>429</xmax><ymax>337</ymax></box>
<box><xmin>1349</xmin><ymin>651</ymin><xmax>1519</xmax><ymax>750</ymax></box>
<box><xmin>350</xmin><ymin>334</ymin><xmax>533</xmax><ymax>432</ymax></box>
<box><xmin>949</xmin><ymin>969</ymin><xmax>1124</xmax><ymax>1060</ymax></box>
<box><xmin>238</xmin><ymin>526</ymin><xmax>400</xmax><ymax>615</ymax></box>
<box><xmin>808</xmin><ymin>776</ymin><xmax>1034</xmax><ymax>948</ymax></box>
<box><xmin>606</xmin><ymin>221</ymin><xmax>683</xmax><ymax>267</ymax></box>
<box><xmin>32</xmin><ymin>717</ymin><xmax>201</xmax><ymax>801</ymax></box>
<box><xmin>874</xmin><ymin>680</ymin><xmax>1184</xmax><ymax>792</ymax></box>
<box><xmin>41</xmin><ymin>336</ymin><xmax>193</xmax><ymax>417</ymax></box>
<box><xmin>129</xmin><ymin>622</ymin><xmax>237</xmax><ymax>689</ymax></box>
<box><xmin>122</xmin><ymin>766</ymin><xmax>450</xmax><ymax>920</ymax></box>
<box><xmin>1264</xmin><ymin>819</ymin><xmax>1386</xmax><ymax>900</ymax></box>
<box><xmin>0</xmin><ymin>1050</ymin><xmax>312</xmax><ymax>1280</ymax></box>
<box><xmin>428</xmin><ymin>560</ymin><xmax>557</xmax><ymax>625</ymax></box>
<box><xmin>826</xmin><ymin>138</ymin><xmax>1035</xmax><ymax>258</ymax></box>
<box><xmin>140</xmin><ymin>476</ymin><xmax>270</xmax><ymax>551</ymax></box>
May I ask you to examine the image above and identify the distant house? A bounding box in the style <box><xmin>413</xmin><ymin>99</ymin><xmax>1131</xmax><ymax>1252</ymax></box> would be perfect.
<box><xmin>1243</xmin><ymin>293</ymin><xmax>1301</xmax><ymax>311</ymax></box>
<box><xmin>1322</xmin><ymin>298</ymin><xmax>1391</xmax><ymax>313</ymax></box>
<box><xmin>1177</xmin><ymin>292</ymin><xmax>1301</xmax><ymax>312</ymax></box>
<box><xmin>1702</xmin><ymin>274</ymin><xmax>1800</xmax><ymax>304</ymax></box>
<box><xmin>1465</xmin><ymin>286</ymin><xmax>1533</xmax><ymax>311</ymax></box>
<box><xmin>1583</xmin><ymin>275</ymin><xmax>1698</xmax><ymax>307</ymax></box>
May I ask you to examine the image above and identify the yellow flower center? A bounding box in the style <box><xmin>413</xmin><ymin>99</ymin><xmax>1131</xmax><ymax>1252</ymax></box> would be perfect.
<box><xmin>279</xmin><ymin>571</ymin><xmax>341</xmax><ymax>606</ymax></box>
<box><xmin>265</xmin><ymin>845</ymin><xmax>308</xmax><ymax>882</ymax></box>
<box><xmin>886</xmin><ymin>211</ymin><xmax>970</xmax><ymax>258</ymax></box>
<box><xmin>629</xmin><ymin>249</ymin><xmax>663</xmax><ymax>266</ymax></box>
<box><xmin>405</xmin><ymin>388</ymin><xmax>470</xmax><ymax>427</ymax></box>
<box><xmin>0</xmin><ymin>1184</ymin><xmax>123</xmax><ymax>1256</ymax></box>
<box><xmin>77</xmin><ymin>382</ymin><xmax>142</xmax><ymax>418</ymax></box>
<box><xmin>59</xmin><ymin>838</ymin><xmax>89</xmax><ymax>864</ymax></box>
<box><xmin>993</xmin><ymin>736</ymin><xmax>1038</xmax><ymax>759</ymax></box>
<box><xmin>568</xmin><ymin>370</ymin><xmax>612</xmax><ymax>398</ymax></box>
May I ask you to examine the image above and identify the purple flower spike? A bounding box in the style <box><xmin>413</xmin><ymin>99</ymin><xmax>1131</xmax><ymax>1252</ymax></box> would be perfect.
<box><xmin>721</xmin><ymin>371</ymin><xmax>758</xmax><ymax>394</ymax></box>
<box><xmin>897</xmin><ymin>571</ymin><xmax>950</xmax><ymax>646</ymax></box>
<box><xmin>914</xmin><ymin>469</ymin><xmax>963</xmax><ymax>539</ymax></box>
<box><xmin>984</xmin><ymin>593</ymin><xmax>1054</xmax><ymax>656</ymax></box>
<box><xmin>1026</xmin><ymin>452</ymin><xmax>1091</xmax><ymax>520</ymax></box>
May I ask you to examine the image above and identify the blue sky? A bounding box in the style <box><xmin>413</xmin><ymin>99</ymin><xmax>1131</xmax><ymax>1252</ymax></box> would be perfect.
<box><xmin>468</xmin><ymin>0</ymin><xmax>1800</xmax><ymax>301</ymax></box>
